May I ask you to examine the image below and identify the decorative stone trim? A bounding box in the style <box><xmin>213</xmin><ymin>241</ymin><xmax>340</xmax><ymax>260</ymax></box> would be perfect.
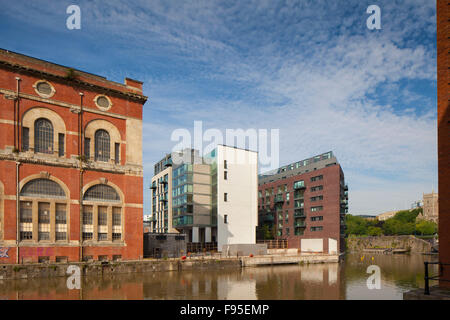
<box><xmin>93</xmin><ymin>94</ymin><xmax>113</xmax><ymax>111</ymax></box>
<box><xmin>32</xmin><ymin>80</ymin><xmax>56</xmax><ymax>98</ymax></box>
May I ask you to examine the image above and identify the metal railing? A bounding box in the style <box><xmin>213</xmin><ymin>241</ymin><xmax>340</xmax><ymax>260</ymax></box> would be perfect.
<box><xmin>187</xmin><ymin>242</ymin><xmax>217</xmax><ymax>253</ymax></box>
<box><xmin>257</xmin><ymin>239</ymin><xmax>288</xmax><ymax>249</ymax></box>
<box><xmin>424</xmin><ymin>261</ymin><xmax>450</xmax><ymax>295</ymax></box>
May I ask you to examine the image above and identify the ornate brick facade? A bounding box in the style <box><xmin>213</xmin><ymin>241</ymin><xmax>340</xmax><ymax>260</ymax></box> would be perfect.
<box><xmin>0</xmin><ymin>49</ymin><xmax>147</xmax><ymax>263</ymax></box>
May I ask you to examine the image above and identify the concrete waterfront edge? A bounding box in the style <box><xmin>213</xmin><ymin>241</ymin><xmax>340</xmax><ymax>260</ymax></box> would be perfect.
<box><xmin>0</xmin><ymin>253</ymin><xmax>341</xmax><ymax>280</ymax></box>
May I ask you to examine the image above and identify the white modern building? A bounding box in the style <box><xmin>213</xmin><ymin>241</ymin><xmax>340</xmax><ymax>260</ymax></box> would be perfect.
<box><xmin>209</xmin><ymin>145</ymin><xmax>258</xmax><ymax>250</ymax></box>
<box><xmin>150</xmin><ymin>145</ymin><xmax>258</xmax><ymax>251</ymax></box>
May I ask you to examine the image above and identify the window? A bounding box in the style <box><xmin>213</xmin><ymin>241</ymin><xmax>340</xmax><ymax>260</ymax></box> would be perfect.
<box><xmin>36</xmin><ymin>82</ymin><xmax>52</xmax><ymax>95</ymax></box>
<box><xmin>38</xmin><ymin>202</ymin><xmax>50</xmax><ymax>241</ymax></box>
<box><xmin>21</xmin><ymin>179</ymin><xmax>65</xmax><ymax>198</ymax></box>
<box><xmin>82</xmin><ymin>232</ymin><xmax>93</xmax><ymax>240</ymax></box>
<box><xmin>95</xmin><ymin>129</ymin><xmax>110</xmax><ymax>162</ymax></box>
<box><xmin>112</xmin><ymin>207</ymin><xmax>122</xmax><ymax>241</ymax></box>
<box><xmin>84</xmin><ymin>138</ymin><xmax>90</xmax><ymax>158</ymax></box>
<box><xmin>83</xmin><ymin>185</ymin><xmax>122</xmax><ymax>242</ymax></box>
<box><xmin>311</xmin><ymin>206</ymin><xmax>323</xmax><ymax>212</ymax></box>
<box><xmin>20</xmin><ymin>201</ymin><xmax>32</xmax><ymax>223</ymax></box>
<box><xmin>113</xmin><ymin>210</ymin><xmax>121</xmax><ymax>226</ymax></box>
<box><xmin>34</xmin><ymin>80</ymin><xmax>55</xmax><ymax>97</ymax></box>
<box><xmin>311</xmin><ymin>185</ymin><xmax>323</xmax><ymax>192</ymax></box>
<box><xmin>38</xmin><ymin>203</ymin><xmax>50</xmax><ymax>223</ymax></box>
<box><xmin>311</xmin><ymin>216</ymin><xmax>323</xmax><ymax>221</ymax></box>
<box><xmin>19</xmin><ymin>179</ymin><xmax>67</xmax><ymax>243</ymax></box>
<box><xmin>98</xmin><ymin>206</ymin><xmax>107</xmax><ymax>225</ymax></box>
<box><xmin>224</xmin><ymin>160</ymin><xmax>227</xmax><ymax>169</ymax></box>
<box><xmin>55</xmin><ymin>204</ymin><xmax>67</xmax><ymax>224</ymax></box>
<box><xmin>95</xmin><ymin>95</ymin><xmax>111</xmax><ymax>110</ymax></box>
<box><xmin>311</xmin><ymin>226</ymin><xmax>323</xmax><ymax>231</ymax></box>
<box><xmin>293</xmin><ymin>180</ymin><xmax>305</xmax><ymax>189</ymax></box>
<box><xmin>82</xmin><ymin>206</ymin><xmax>93</xmax><ymax>225</ymax></box>
<box><xmin>311</xmin><ymin>175</ymin><xmax>323</xmax><ymax>182</ymax></box>
<box><xmin>98</xmin><ymin>233</ymin><xmax>108</xmax><ymax>241</ymax></box>
<box><xmin>224</xmin><ymin>171</ymin><xmax>228</xmax><ymax>180</ymax></box>
<box><xmin>310</xmin><ymin>195</ymin><xmax>323</xmax><ymax>202</ymax></box>
<box><xmin>224</xmin><ymin>214</ymin><xmax>228</xmax><ymax>224</ymax></box>
<box><xmin>22</xmin><ymin>127</ymin><xmax>29</xmax><ymax>151</ymax></box>
<box><xmin>55</xmin><ymin>203</ymin><xmax>67</xmax><ymax>241</ymax></box>
<box><xmin>83</xmin><ymin>184</ymin><xmax>120</xmax><ymax>202</ymax></box>
<box><xmin>115</xmin><ymin>143</ymin><xmax>120</xmax><ymax>164</ymax></box>
<box><xmin>224</xmin><ymin>193</ymin><xmax>228</xmax><ymax>202</ymax></box>
<box><xmin>98</xmin><ymin>206</ymin><xmax>108</xmax><ymax>241</ymax></box>
<box><xmin>56</xmin><ymin>232</ymin><xmax>66</xmax><ymax>241</ymax></box>
<box><xmin>20</xmin><ymin>202</ymin><xmax>33</xmax><ymax>240</ymax></box>
<box><xmin>58</xmin><ymin>133</ymin><xmax>65</xmax><ymax>157</ymax></box>
<box><xmin>34</xmin><ymin>118</ymin><xmax>53</xmax><ymax>154</ymax></box>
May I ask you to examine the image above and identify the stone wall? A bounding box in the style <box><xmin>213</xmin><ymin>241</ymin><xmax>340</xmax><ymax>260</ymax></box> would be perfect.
<box><xmin>0</xmin><ymin>258</ymin><xmax>241</xmax><ymax>280</ymax></box>
<box><xmin>346</xmin><ymin>235</ymin><xmax>432</xmax><ymax>253</ymax></box>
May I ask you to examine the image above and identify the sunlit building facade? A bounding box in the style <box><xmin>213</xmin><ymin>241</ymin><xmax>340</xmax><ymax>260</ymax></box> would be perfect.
<box><xmin>258</xmin><ymin>151</ymin><xmax>347</xmax><ymax>254</ymax></box>
<box><xmin>0</xmin><ymin>49</ymin><xmax>147</xmax><ymax>264</ymax></box>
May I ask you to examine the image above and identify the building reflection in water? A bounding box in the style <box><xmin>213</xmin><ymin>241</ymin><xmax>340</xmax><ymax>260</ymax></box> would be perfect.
<box><xmin>0</xmin><ymin>253</ymin><xmax>437</xmax><ymax>300</ymax></box>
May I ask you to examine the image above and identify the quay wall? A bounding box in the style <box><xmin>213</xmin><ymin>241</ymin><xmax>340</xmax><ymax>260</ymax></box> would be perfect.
<box><xmin>0</xmin><ymin>253</ymin><xmax>340</xmax><ymax>280</ymax></box>
<box><xmin>346</xmin><ymin>235</ymin><xmax>432</xmax><ymax>253</ymax></box>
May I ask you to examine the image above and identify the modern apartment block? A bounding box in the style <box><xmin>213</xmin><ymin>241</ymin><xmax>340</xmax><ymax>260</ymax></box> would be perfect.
<box><xmin>0</xmin><ymin>49</ymin><xmax>147</xmax><ymax>264</ymax></box>
<box><xmin>150</xmin><ymin>145</ymin><xmax>258</xmax><ymax>250</ymax></box>
<box><xmin>258</xmin><ymin>151</ymin><xmax>347</xmax><ymax>254</ymax></box>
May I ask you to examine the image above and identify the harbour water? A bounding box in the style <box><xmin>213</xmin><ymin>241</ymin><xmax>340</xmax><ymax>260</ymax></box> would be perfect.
<box><xmin>0</xmin><ymin>253</ymin><xmax>438</xmax><ymax>300</ymax></box>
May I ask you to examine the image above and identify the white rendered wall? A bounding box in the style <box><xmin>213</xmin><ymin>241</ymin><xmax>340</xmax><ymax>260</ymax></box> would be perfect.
<box><xmin>216</xmin><ymin>145</ymin><xmax>258</xmax><ymax>251</ymax></box>
<box><xmin>205</xmin><ymin>227</ymin><xmax>212</xmax><ymax>243</ymax></box>
<box><xmin>301</xmin><ymin>238</ymin><xmax>324</xmax><ymax>252</ymax></box>
<box><xmin>328</xmin><ymin>238</ymin><xmax>338</xmax><ymax>254</ymax></box>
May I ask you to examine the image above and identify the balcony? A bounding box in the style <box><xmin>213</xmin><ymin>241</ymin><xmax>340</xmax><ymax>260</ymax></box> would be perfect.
<box><xmin>344</xmin><ymin>184</ymin><xmax>348</xmax><ymax>191</ymax></box>
<box><xmin>274</xmin><ymin>194</ymin><xmax>284</xmax><ymax>203</ymax></box>
<box><xmin>150</xmin><ymin>185</ymin><xmax>157</xmax><ymax>190</ymax></box>
<box><xmin>294</xmin><ymin>221</ymin><xmax>306</xmax><ymax>228</ymax></box>
<box><xmin>294</xmin><ymin>209</ymin><xmax>305</xmax><ymax>218</ymax></box>
<box><xmin>263</xmin><ymin>214</ymin><xmax>275</xmax><ymax>222</ymax></box>
<box><xmin>294</xmin><ymin>184</ymin><xmax>306</xmax><ymax>190</ymax></box>
<box><xmin>164</xmin><ymin>161</ymin><xmax>172</xmax><ymax>167</ymax></box>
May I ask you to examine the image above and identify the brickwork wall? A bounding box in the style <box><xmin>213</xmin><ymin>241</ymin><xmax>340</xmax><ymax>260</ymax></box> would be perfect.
<box><xmin>0</xmin><ymin>49</ymin><xmax>146</xmax><ymax>264</ymax></box>
<box><xmin>437</xmin><ymin>0</ymin><xmax>450</xmax><ymax>288</ymax></box>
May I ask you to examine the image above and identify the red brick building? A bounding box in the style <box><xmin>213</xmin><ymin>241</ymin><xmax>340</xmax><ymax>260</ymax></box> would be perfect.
<box><xmin>258</xmin><ymin>151</ymin><xmax>347</xmax><ymax>253</ymax></box>
<box><xmin>0</xmin><ymin>49</ymin><xmax>147</xmax><ymax>264</ymax></box>
<box><xmin>437</xmin><ymin>0</ymin><xmax>450</xmax><ymax>288</ymax></box>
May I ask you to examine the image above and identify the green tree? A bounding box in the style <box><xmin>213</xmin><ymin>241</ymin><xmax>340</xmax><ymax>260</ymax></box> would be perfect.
<box><xmin>367</xmin><ymin>226</ymin><xmax>383</xmax><ymax>236</ymax></box>
<box><xmin>383</xmin><ymin>218</ymin><xmax>415</xmax><ymax>235</ymax></box>
<box><xmin>393</xmin><ymin>209</ymin><xmax>420</xmax><ymax>223</ymax></box>
<box><xmin>415</xmin><ymin>220</ymin><xmax>437</xmax><ymax>235</ymax></box>
<box><xmin>345</xmin><ymin>215</ymin><xmax>368</xmax><ymax>236</ymax></box>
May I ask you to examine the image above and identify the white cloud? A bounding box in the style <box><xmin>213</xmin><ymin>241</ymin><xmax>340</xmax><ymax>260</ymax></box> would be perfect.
<box><xmin>1</xmin><ymin>0</ymin><xmax>437</xmax><ymax>215</ymax></box>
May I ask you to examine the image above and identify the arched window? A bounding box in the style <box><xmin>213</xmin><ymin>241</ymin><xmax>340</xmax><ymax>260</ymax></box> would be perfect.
<box><xmin>83</xmin><ymin>184</ymin><xmax>120</xmax><ymax>202</ymax></box>
<box><xmin>21</xmin><ymin>179</ymin><xmax>65</xmax><ymax>198</ymax></box>
<box><xmin>19</xmin><ymin>179</ymin><xmax>67</xmax><ymax>242</ymax></box>
<box><xmin>83</xmin><ymin>184</ymin><xmax>122</xmax><ymax>242</ymax></box>
<box><xmin>34</xmin><ymin>118</ymin><xmax>54</xmax><ymax>154</ymax></box>
<box><xmin>95</xmin><ymin>129</ymin><xmax>110</xmax><ymax>162</ymax></box>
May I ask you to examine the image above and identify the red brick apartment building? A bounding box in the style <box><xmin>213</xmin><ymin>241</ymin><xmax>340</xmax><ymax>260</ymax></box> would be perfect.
<box><xmin>437</xmin><ymin>0</ymin><xmax>450</xmax><ymax>288</ymax></box>
<box><xmin>258</xmin><ymin>151</ymin><xmax>347</xmax><ymax>254</ymax></box>
<box><xmin>0</xmin><ymin>49</ymin><xmax>147</xmax><ymax>264</ymax></box>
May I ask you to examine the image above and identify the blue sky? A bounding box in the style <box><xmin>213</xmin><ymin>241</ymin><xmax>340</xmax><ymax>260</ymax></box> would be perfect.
<box><xmin>0</xmin><ymin>0</ymin><xmax>437</xmax><ymax>215</ymax></box>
